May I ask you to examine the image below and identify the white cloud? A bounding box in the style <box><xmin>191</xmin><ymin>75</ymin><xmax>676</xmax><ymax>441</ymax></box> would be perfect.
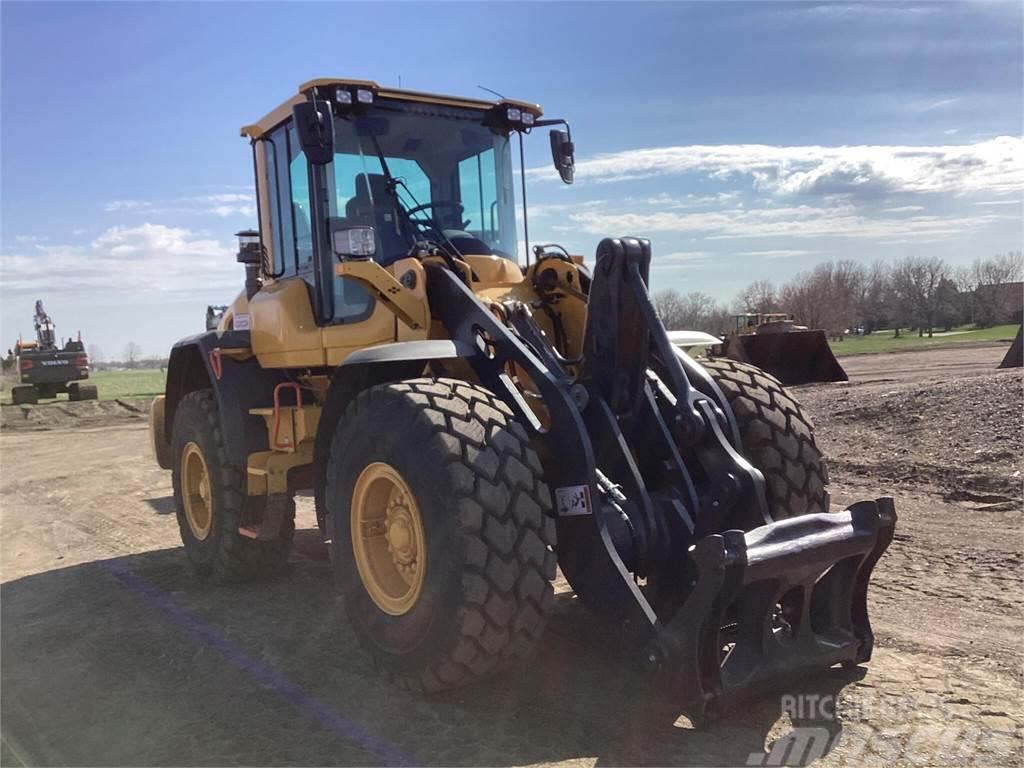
<box><xmin>881</xmin><ymin>205</ymin><xmax>926</xmax><ymax>213</ymax></box>
<box><xmin>104</xmin><ymin>200</ymin><xmax>152</xmax><ymax>212</ymax></box>
<box><xmin>733</xmin><ymin>249</ymin><xmax>818</xmax><ymax>259</ymax></box>
<box><xmin>944</xmin><ymin>129</ymin><xmax>960</xmax><ymax>136</ymax></box>
<box><xmin>201</xmin><ymin>193</ymin><xmax>253</xmax><ymax>204</ymax></box>
<box><xmin>103</xmin><ymin>192</ymin><xmax>256</xmax><ymax>218</ymax></box>
<box><xmin>973</xmin><ymin>199</ymin><xmax>1021</xmax><ymax>206</ymax></box>
<box><xmin>1</xmin><ymin>223</ymin><xmax>238</xmax><ymax>295</ymax></box>
<box><xmin>528</xmin><ymin>199</ymin><xmax>607</xmax><ymax>218</ymax></box>
<box><xmin>569</xmin><ymin>203</ymin><xmax>1006</xmax><ymax>241</ymax></box>
<box><xmin>650</xmin><ymin>250</ymin><xmax>714</xmax><ymax>270</ymax></box>
<box><xmin>532</xmin><ymin>137</ymin><xmax>1024</xmax><ymax>199</ymax></box>
<box><xmin>632</xmin><ymin>192</ymin><xmax>741</xmax><ymax>209</ymax></box>
<box><xmin>918</xmin><ymin>98</ymin><xmax>958</xmax><ymax>112</ymax></box>
<box><xmin>777</xmin><ymin>3</ymin><xmax>940</xmax><ymax>18</ymax></box>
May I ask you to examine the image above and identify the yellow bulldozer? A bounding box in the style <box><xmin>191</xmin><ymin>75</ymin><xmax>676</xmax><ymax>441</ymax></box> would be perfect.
<box><xmin>150</xmin><ymin>78</ymin><xmax>895</xmax><ymax>725</ymax></box>
<box><xmin>715</xmin><ymin>312</ymin><xmax>849</xmax><ymax>386</ymax></box>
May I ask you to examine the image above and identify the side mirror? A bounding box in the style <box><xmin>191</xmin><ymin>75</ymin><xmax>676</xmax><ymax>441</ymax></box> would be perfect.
<box><xmin>549</xmin><ymin>129</ymin><xmax>575</xmax><ymax>185</ymax></box>
<box><xmin>332</xmin><ymin>225</ymin><xmax>376</xmax><ymax>260</ymax></box>
<box><xmin>292</xmin><ymin>101</ymin><xmax>334</xmax><ymax>165</ymax></box>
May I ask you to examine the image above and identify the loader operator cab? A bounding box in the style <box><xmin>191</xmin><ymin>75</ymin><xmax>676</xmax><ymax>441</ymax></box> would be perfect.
<box><xmin>241</xmin><ymin>79</ymin><xmax>575</xmax><ymax>327</ymax></box>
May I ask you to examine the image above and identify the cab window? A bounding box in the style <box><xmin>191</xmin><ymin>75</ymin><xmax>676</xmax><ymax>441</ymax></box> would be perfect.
<box><xmin>265</xmin><ymin>125</ymin><xmax>296</xmax><ymax>277</ymax></box>
<box><xmin>458</xmin><ymin>148</ymin><xmax>497</xmax><ymax>243</ymax></box>
<box><xmin>288</xmin><ymin>123</ymin><xmax>314</xmax><ymax>273</ymax></box>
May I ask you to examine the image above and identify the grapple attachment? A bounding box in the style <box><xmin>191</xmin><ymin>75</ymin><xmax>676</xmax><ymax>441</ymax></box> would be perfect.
<box><xmin>653</xmin><ymin>498</ymin><xmax>897</xmax><ymax>725</ymax></box>
<box><xmin>424</xmin><ymin>236</ymin><xmax>895</xmax><ymax>724</ymax></box>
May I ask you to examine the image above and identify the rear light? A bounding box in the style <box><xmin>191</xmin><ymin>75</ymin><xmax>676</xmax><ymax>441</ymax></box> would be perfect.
<box><xmin>19</xmin><ymin>359</ymin><xmax>33</xmax><ymax>370</ymax></box>
<box><xmin>74</xmin><ymin>356</ymin><xmax>88</xmax><ymax>367</ymax></box>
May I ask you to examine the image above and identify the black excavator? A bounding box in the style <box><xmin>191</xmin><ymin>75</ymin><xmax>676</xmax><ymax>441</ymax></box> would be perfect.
<box><xmin>9</xmin><ymin>301</ymin><xmax>97</xmax><ymax>405</ymax></box>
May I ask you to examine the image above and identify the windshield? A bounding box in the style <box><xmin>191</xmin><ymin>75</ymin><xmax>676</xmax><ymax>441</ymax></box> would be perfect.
<box><xmin>329</xmin><ymin>99</ymin><xmax>518</xmax><ymax>265</ymax></box>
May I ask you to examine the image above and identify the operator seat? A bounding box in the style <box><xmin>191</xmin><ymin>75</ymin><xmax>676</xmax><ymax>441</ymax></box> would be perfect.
<box><xmin>346</xmin><ymin>173</ymin><xmax>409</xmax><ymax>265</ymax></box>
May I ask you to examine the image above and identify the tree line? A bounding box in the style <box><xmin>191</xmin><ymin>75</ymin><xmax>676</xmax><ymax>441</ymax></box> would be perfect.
<box><xmin>654</xmin><ymin>252</ymin><xmax>1023</xmax><ymax>338</ymax></box>
<box><xmin>85</xmin><ymin>342</ymin><xmax>168</xmax><ymax>370</ymax></box>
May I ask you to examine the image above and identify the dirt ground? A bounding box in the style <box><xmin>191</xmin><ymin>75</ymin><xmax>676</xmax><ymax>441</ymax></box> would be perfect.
<box><xmin>1</xmin><ymin>342</ymin><xmax>1021</xmax><ymax>766</ymax></box>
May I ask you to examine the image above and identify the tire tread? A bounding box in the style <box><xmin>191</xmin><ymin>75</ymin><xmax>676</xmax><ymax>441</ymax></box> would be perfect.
<box><xmin>700</xmin><ymin>360</ymin><xmax>829</xmax><ymax>519</ymax></box>
<box><xmin>172</xmin><ymin>389</ymin><xmax>294</xmax><ymax>583</ymax></box>
<box><xmin>330</xmin><ymin>378</ymin><xmax>556</xmax><ymax>692</ymax></box>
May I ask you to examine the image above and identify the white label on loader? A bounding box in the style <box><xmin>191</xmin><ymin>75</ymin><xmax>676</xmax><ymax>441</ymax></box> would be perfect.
<box><xmin>555</xmin><ymin>485</ymin><xmax>592</xmax><ymax>516</ymax></box>
<box><xmin>233</xmin><ymin>314</ymin><xmax>251</xmax><ymax>331</ymax></box>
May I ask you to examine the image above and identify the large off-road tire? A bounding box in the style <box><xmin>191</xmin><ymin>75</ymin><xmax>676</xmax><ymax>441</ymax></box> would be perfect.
<box><xmin>325</xmin><ymin>378</ymin><xmax>557</xmax><ymax>692</ymax></box>
<box><xmin>151</xmin><ymin>397</ymin><xmax>174</xmax><ymax>470</ymax></box>
<box><xmin>171</xmin><ymin>389</ymin><xmax>294</xmax><ymax>582</ymax></box>
<box><xmin>11</xmin><ymin>386</ymin><xmax>37</xmax><ymax>405</ymax></box>
<box><xmin>699</xmin><ymin>359</ymin><xmax>829</xmax><ymax>519</ymax></box>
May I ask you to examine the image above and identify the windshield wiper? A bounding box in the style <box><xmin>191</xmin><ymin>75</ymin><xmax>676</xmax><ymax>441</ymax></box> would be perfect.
<box><xmin>363</xmin><ymin>133</ymin><xmax>418</xmax><ymax>247</ymax></box>
<box><xmin>358</xmin><ymin>124</ymin><xmax>471</xmax><ymax>278</ymax></box>
<box><xmin>362</xmin><ymin>130</ymin><xmax>468</xmax><ymax>268</ymax></box>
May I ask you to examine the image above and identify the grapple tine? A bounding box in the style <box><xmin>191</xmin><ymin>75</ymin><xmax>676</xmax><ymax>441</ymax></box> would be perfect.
<box><xmin>651</xmin><ymin>498</ymin><xmax>897</xmax><ymax>727</ymax></box>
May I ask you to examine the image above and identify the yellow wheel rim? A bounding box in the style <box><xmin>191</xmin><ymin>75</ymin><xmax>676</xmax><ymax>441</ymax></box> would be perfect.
<box><xmin>351</xmin><ymin>462</ymin><xmax>426</xmax><ymax>616</ymax></box>
<box><xmin>181</xmin><ymin>442</ymin><xmax>213</xmax><ymax>541</ymax></box>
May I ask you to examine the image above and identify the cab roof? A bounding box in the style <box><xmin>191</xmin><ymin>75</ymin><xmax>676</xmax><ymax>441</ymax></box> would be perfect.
<box><xmin>240</xmin><ymin>77</ymin><xmax>543</xmax><ymax>140</ymax></box>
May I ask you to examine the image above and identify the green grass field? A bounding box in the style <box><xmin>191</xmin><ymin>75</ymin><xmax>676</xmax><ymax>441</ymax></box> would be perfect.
<box><xmin>1</xmin><ymin>368</ymin><xmax>166</xmax><ymax>405</ymax></box>
<box><xmin>828</xmin><ymin>324</ymin><xmax>1019</xmax><ymax>357</ymax></box>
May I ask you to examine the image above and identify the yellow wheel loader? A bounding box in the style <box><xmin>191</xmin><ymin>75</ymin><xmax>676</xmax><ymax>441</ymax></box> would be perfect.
<box><xmin>150</xmin><ymin>78</ymin><xmax>895</xmax><ymax>725</ymax></box>
<box><xmin>716</xmin><ymin>312</ymin><xmax>849</xmax><ymax>386</ymax></box>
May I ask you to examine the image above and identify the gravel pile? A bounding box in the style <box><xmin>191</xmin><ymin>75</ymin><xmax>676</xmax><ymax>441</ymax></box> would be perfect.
<box><xmin>799</xmin><ymin>371</ymin><xmax>1023</xmax><ymax>505</ymax></box>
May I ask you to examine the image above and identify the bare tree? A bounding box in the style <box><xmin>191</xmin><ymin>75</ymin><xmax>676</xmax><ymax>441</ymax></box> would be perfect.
<box><xmin>823</xmin><ymin>260</ymin><xmax>864</xmax><ymax>338</ymax></box>
<box><xmin>654</xmin><ymin>289</ymin><xmax>730</xmax><ymax>334</ymax></box>
<box><xmin>854</xmin><ymin>261</ymin><xmax>890</xmax><ymax>334</ymax></box>
<box><xmin>973</xmin><ymin>251</ymin><xmax>1024</xmax><ymax>286</ymax></box>
<box><xmin>653</xmin><ymin>289</ymin><xmax>685</xmax><ymax>330</ymax></box>
<box><xmin>734</xmin><ymin>280</ymin><xmax>779</xmax><ymax>314</ymax></box>
<box><xmin>971</xmin><ymin>252</ymin><xmax>1023</xmax><ymax>327</ymax></box>
<box><xmin>890</xmin><ymin>256</ymin><xmax>949</xmax><ymax>337</ymax></box>
<box><xmin>87</xmin><ymin>344</ymin><xmax>104</xmax><ymax>364</ymax></box>
<box><xmin>123</xmin><ymin>341</ymin><xmax>142</xmax><ymax>369</ymax></box>
<box><xmin>780</xmin><ymin>270</ymin><xmax>826</xmax><ymax>331</ymax></box>
<box><xmin>934</xmin><ymin>277</ymin><xmax>961</xmax><ymax>331</ymax></box>
<box><xmin>953</xmin><ymin>265</ymin><xmax>978</xmax><ymax>325</ymax></box>
<box><xmin>677</xmin><ymin>291</ymin><xmax>719</xmax><ymax>330</ymax></box>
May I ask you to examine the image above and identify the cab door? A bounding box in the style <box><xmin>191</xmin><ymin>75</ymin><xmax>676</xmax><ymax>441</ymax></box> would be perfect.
<box><xmin>304</xmin><ymin>139</ymin><xmax>396</xmax><ymax>365</ymax></box>
<box><xmin>253</xmin><ymin>120</ymin><xmax>395</xmax><ymax>367</ymax></box>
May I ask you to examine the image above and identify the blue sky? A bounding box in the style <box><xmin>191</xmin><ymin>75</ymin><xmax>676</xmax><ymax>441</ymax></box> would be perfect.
<box><xmin>2</xmin><ymin>1</ymin><xmax>1021</xmax><ymax>358</ymax></box>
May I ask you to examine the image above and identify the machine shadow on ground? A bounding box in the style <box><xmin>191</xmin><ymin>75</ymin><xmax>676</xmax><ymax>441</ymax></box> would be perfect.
<box><xmin>1</xmin><ymin>528</ymin><xmax>861</xmax><ymax>767</ymax></box>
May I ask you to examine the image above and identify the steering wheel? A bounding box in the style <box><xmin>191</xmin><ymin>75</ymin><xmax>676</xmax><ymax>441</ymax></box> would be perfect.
<box><xmin>406</xmin><ymin>201</ymin><xmax>466</xmax><ymax>233</ymax></box>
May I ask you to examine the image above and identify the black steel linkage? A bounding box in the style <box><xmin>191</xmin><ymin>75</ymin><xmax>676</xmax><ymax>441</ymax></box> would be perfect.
<box><xmin>667</xmin><ymin>346</ymin><xmax>742</xmax><ymax>449</ymax></box>
<box><xmin>579</xmin><ymin>393</ymin><xmax>657</xmax><ymax>571</ymax></box>
<box><xmin>611</xmin><ymin>242</ymin><xmax>772</xmax><ymax>532</ymax></box>
<box><xmin>635</xmin><ymin>380</ymin><xmax>700</xmax><ymax>539</ymax></box>
<box><xmin>423</xmin><ymin>261</ymin><xmax>662</xmax><ymax>638</ymax></box>
<box><xmin>503</xmin><ymin>303</ymin><xmax>576</xmax><ymax>389</ymax></box>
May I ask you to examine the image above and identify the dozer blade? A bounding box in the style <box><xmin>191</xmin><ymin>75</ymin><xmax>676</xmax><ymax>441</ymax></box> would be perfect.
<box><xmin>721</xmin><ymin>331</ymin><xmax>848</xmax><ymax>386</ymax></box>
<box><xmin>651</xmin><ymin>497</ymin><xmax>897</xmax><ymax>727</ymax></box>
<box><xmin>999</xmin><ymin>324</ymin><xmax>1023</xmax><ymax>369</ymax></box>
